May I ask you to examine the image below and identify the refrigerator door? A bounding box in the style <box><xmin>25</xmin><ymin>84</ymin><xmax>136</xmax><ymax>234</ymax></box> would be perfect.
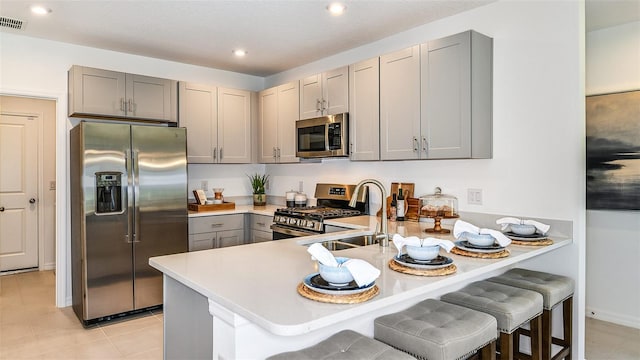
<box><xmin>81</xmin><ymin>122</ymin><xmax>134</xmax><ymax>320</ymax></box>
<box><xmin>131</xmin><ymin>125</ymin><xmax>188</xmax><ymax>309</ymax></box>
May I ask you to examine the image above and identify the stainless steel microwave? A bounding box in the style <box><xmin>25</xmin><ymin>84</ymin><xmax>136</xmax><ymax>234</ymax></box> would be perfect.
<box><xmin>295</xmin><ymin>113</ymin><xmax>349</xmax><ymax>158</ymax></box>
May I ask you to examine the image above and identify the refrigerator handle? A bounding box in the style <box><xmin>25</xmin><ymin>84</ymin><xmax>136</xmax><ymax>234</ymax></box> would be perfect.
<box><xmin>132</xmin><ymin>150</ymin><xmax>141</xmax><ymax>243</ymax></box>
<box><xmin>125</xmin><ymin>150</ymin><xmax>133</xmax><ymax>243</ymax></box>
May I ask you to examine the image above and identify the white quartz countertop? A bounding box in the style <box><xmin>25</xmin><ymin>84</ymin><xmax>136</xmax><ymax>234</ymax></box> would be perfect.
<box><xmin>150</xmin><ymin>214</ymin><xmax>571</xmax><ymax>337</ymax></box>
<box><xmin>188</xmin><ymin>204</ymin><xmax>279</xmax><ymax>217</ymax></box>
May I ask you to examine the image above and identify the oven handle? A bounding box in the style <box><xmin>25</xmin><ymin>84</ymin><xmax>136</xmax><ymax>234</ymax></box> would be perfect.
<box><xmin>271</xmin><ymin>224</ymin><xmax>318</xmax><ymax>237</ymax></box>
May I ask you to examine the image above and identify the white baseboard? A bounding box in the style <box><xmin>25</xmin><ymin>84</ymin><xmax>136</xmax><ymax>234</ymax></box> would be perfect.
<box><xmin>65</xmin><ymin>296</ymin><xmax>73</xmax><ymax>307</ymax></box>
<box><xmin>586</xmin><ymin>306</ymin><xmax>640</xmax><ymax>329</ymax></box>
<box><xmin>41</xmin><ymin>262</ymin><xmax>56</xmax><ymax>271</ymax></box>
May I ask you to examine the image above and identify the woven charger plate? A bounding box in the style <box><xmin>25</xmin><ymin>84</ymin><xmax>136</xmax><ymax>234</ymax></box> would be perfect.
<box><xmin>297</xmin><ymin>283</ymin><xmax>379</xmax><ymax>304</ymax></box>
<box><xmin>451</xmin><ymin>247</ymin><xmax>510</xmax><ymax>258</ymax></box>
<box><xmin>388</xmin><ymin>259</ymin><xmax>457</xmax><ymax>276</ymax></box>
<box><xmin>511</xmin><ymin>238</ymin><xmax>554</xmax><ymax>246</ymax></box>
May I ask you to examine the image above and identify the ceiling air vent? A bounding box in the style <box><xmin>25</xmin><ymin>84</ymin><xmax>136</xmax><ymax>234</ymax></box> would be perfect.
<box><xmin>0</xmin><ymin>16</ymin><xmax>25</xmax><ymax>30</ymax></box>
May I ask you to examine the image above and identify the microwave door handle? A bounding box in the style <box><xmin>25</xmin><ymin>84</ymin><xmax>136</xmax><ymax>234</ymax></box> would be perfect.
<box><xmin>325</xmin><ymin>124</ymin><xmax>330</xmax><ymax>151</ymax></box>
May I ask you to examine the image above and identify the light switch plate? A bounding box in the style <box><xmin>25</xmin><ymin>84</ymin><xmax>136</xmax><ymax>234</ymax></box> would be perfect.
<box><xmin>468</xmin><ymin>188</ymin><xmax>483</xmax><ymax>205</ymax></box>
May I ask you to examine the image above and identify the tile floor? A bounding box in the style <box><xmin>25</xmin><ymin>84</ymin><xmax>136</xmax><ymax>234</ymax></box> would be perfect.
<box><xmin>0</xmin><ymin>271</ymin><xmax>162</xmax><ymax>359</ymax></box>
<box><xmin>2</xmin><ymin>270</ymin><xmax>640</xmax><ymax>359</ymax></box>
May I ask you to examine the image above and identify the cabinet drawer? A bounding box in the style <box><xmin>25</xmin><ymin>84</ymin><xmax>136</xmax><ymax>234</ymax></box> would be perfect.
<box><xmin>189</xmin><ymin>233</ymin><xmax>215</xmax><ymax>251</ymax></box>
<box><xmin>189</xmin><ymin>214</ymin><xmax>244</xmax><ymax>234</ymax></box>
<box><xmin>251</xmin><ymin>214</ymin><xmax>273</xmax><ymax>232</ymax></box>
<box><xmin>216</xmin><ymin>229</ymin><xmax>244</xmax><ymax>248</ymax></box>
<box><xmin>252</xmin><ymin>229</ymin><xmax>272</xmax><ymax>243</ymax></box>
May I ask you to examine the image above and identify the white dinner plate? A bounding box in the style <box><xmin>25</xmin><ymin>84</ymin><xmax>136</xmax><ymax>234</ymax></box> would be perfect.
<box><xmin>302</xmin><ymin>273</ymin><xmax>375</xmax><ymax>296</ymax></box>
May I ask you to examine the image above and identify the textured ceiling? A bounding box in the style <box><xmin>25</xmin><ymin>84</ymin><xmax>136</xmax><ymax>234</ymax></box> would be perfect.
<box><xmin>0</xmin><ymin>0</ymin><xmax>637</xmax><ymax>77</ymax></box>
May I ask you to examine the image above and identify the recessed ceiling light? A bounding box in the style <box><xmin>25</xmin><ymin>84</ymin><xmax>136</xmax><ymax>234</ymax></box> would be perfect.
<box><xmin>233</xmin><ymin>49</ymin><xmax>247</xmax><ymax>57</ymax></box>
<box><xmin>327</xmin><ymin>2</ymin><xmax>347</xmax><ymax>16</ymax></box>
<box><xmin>30</xmin><ymin>5</ymin><xmax>52</xmax><ymax>15</ymax></box>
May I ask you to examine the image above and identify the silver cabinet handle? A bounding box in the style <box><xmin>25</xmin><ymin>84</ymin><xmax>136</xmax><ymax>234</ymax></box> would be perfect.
<box><xmin>0</xmin><ymin>207</ymin><xmax>5</xmax><ymax>212</ymax></box>
<box><xmin>213</xmin><ymin>148</ymin><xmax>217</xmax><ymax>160</ymax></box>
<box><xmin>277</xmin><ymin>147</ymin><xmax>281</xmax><ymax>158</ymax></box>
<box><xmin>128</xmin><ymin>99</ymin><xmax>133</xmax><ymax>113</ymax></box>
<box><xmin>220</xmin><ymin>148</ymin><xmax>223</xmax><ymax>160</ymax></box>
<box><xmin>422</xmin><ymin>136</ymin><xmax>427</xmax><ymax>154</ymax></box>
<box><xmin>120</xmin><ymin>98</ymin><xmax>126</xmax><ymax>112</ymax></box>
<box><xmin>322</xmin><ymin>99</ymin><xmax>327</xmax><ymax>113</ymax></box>
<box><xmin>211</xmin><ymin>223</ymin><xmax>223</xmax><ymax>228</ymax></box>
<box><xmin>316</xmin><ymin>99</ymin><xmax>321</xmax><ymax>112</ymax></box>
<box><xmin>29</xmin><ymin>198</ymin><xmax>36</xmax><ymax>204</ymax></box>
<box><xmin>256</xmin><ymin>222</ymin><xmax>266</xmax><ymax>227</ymax></box>
<box><xmin>413</xmin><ymin>137</ymin><xmax>418</xmax><ymax>152</ymax></box>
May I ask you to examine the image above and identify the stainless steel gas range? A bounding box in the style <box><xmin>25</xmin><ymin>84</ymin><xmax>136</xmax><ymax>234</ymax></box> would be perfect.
<box><xmin>271</xmin><ymin>183</ymin><xmax>369</xmax><ymax>239</ymax></box>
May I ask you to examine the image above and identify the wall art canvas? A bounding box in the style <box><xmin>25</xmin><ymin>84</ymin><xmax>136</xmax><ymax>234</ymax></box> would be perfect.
<box><xmin>586</xmin><ymin>90</ymin><xmax>640</xmax><ymax>211</ymax></box>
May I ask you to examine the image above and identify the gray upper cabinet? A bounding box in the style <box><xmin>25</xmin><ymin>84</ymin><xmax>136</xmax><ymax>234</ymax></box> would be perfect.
<box><xmin>349</xmin><ymin>57</ymin><xmax>380</xmax><ymax>161</ymax></box>
<box><xmin>380</xmin><ymin>45</ymin><xmax>421</xmax><ymax>160</ymax></box>
<box><xmin>68</xmin><ymin>65</ymin><xmax>177</xmax><ymax>122</ymax></box>
<box><xmin>421</xmin><ymin>30</ymin><xmax>492</xmax><ymax>159</ymax></box>
<box><xmin>299</xmin><ymin>66</ymin><xmax>348</xmax><ymax>119</ymax></box>
<box><xmin>179</xmin><ymin>82</ymin><xmax>251</xmax><ymax>164</ymax></box>
<box><xmin>259</xmin><ymin>82</ymin><xmax>300</xmax><ymax>163</ymax></box>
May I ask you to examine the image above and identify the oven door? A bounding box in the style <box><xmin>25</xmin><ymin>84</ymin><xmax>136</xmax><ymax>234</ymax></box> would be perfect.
<box><xmin>271</xmin><ymin>224</ymin><xmax>319</xmax><ymax>240</ymax></box>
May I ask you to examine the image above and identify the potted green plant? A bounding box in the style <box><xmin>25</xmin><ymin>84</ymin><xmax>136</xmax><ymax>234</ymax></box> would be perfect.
<box><xmin>247</xmin><ymin>173</ymin><xmax>269</xmax><ymax>206</ymax></box>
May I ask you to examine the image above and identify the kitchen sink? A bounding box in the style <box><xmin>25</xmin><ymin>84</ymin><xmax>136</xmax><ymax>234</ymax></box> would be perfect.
<box><xmin>317</xmin><ymin>235</ymin><xmax>377</xmax><ymax>251</ymax></box>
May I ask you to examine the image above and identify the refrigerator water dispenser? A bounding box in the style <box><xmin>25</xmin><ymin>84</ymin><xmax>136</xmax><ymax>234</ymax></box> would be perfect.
<box><xmin>95</xmin><ymin>172</ymin><xmax>122</xmax><ymax>213</ymax></box>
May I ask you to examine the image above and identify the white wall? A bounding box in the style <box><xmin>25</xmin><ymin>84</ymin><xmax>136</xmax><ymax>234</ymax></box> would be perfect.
<box><xmin>585</xmin><ymin>21</ymin><xmax>640</xmax><ymax>329</ymax></box>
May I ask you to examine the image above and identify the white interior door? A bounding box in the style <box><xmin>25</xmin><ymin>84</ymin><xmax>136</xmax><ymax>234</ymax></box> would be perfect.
<box><xmin>0</xmin><ymin>114</ymin><xmax>38</xmax><ymax>271</ymax></box>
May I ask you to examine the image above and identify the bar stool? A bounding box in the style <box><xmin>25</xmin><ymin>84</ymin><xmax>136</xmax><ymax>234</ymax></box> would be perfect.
<box><xmin>374</xmin><ymin>299</ymin><xmax>498</xmax><ymax>360</ymax></box>
<box><xmin>267</xmin><ymin>329</ymin><xmax>414</xmax><ymax>360</ymax></box>
<box><xmin>441</xmin><ymin>280</ymin><xmax>543</xmax><ymax>360</ymax></box>
<box><xmin>488</xmin><ymin>268</ymin><xmax>574</xmax><ymax>360</ymax></box>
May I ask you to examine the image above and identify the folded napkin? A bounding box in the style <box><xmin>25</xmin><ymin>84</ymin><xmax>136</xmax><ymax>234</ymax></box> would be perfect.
<box><xmin>307</xmin><ymin>243</ymin><xmax>380</xmax><ymax>287</ymax></box>
<box><xmin>496</xmin><ymin>217</ymin><xmax>550</xmax><ymax>235</ymax></box>
<box><xmin>453</xmin><ymin>220</ymin><xmax>512</xmax><ymax>247</ymax></box>
<box><xmin>343</xmin><ymin>259</ymin><xmax>381</xmax><ymax>287</ymax></box>
<box><xmin>392</xmin><ymin>233</ymin><xmax>455</xmax><ymax>257</ymax></box>
<box><xmin>307</xmin><ymin>243</ymin><xmax>338</xmax><ymax>267</ymax></box>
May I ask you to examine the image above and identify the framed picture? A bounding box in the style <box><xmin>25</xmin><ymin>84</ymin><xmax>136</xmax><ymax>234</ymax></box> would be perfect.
<box><xmin>586</xmin><ymin>90</ymin><xmax>640</xmax><ymax>211</ymax></box>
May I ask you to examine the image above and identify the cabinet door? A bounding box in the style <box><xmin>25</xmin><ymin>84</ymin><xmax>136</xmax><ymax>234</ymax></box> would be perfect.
<box><xmin>127</xmin><ymin>74</ymin><xmax>175</xmax><ymax>121</ymax></box>
<box><xmin>421</xmin><ymin>32</ymin><xmax>471</xmax><ymax>159</ymax></box>
<box><xmin>251</xmin><ymin>230</ymin><xmax>272</xmax><ymax>243</ymax></box>
<box><xmin>380</xmin><ymin>45</ymin><xmax>421</xmax><ymax>160</ymax></box>
<box><xmin>189</xmin><ymin>233</ymin><xmax>215</xmax><ymax>251</ymax></box>
<box><xmin>323</xmin><ymin>66</ymin><xmax>349</xmax><ymax>115</ymax></box>
<box><xmin>259</xmin><ymin>87</ymin><xmax>279</xmax><ymax>163</ymax></box>
<box><xmin>349</xmin><ymin>58</ymin><xmax>380</xmax><ymax>161</ymax></box>
<box><xmin>216</xmin><ymin>229</ymin><xmax>244</xmax><ymax>248</ymax></box>
<box><xmin>218</xmin><ymin>88</ymin><xmax>251</xmax><ymax>163</ymax></box>
<box><xmin>299</xmin><ymin>74</ymin><xmax>322</xmax><ymax>119</ymax></box>
<box><xmin>69</xmin><ymin>66</ymin><xmax>126</xmax><ymax>117</ymax></box>
<box><xmin>277</xmin><ymin>82</ymin><xmax>300</xmax><ymax>163</ymax></box>
<box><xmin>179</xmin><ymin>82</ymin><xmax>217</xmax><ymax>163</ymax></box>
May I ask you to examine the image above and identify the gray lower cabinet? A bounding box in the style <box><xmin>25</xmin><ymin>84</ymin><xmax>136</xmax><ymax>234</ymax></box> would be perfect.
<box><xmin>188</xmin><ymin>214</ymin><xmax>244</xmax><ymax>251</ymax></box>
<box><xmin>420</xmin><ymin>30</ymin><xmax>492</xmax><ymax>159</ymax></box>
<box><xmin>251</xmin><ymin>214</ymin><xmax>273</xmax><ymax>243</ymax></box>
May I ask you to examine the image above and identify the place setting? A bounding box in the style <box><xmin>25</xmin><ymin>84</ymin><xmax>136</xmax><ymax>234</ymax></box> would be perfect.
<box><xmin>389</xmin><ymin>234</ymin><xmax>457</xmax><ymax>276</ymax></box>
<box><xmin>298</xmin><ymin>243</ymin><xmax>381</xmax><ymax>304</ymax></box>
<box><xmin>496</xmin><ymin>217</ymin><xmax>554</xmax><ymax>246</ymax></box>
<box><xmin>451</xmin><ymin>220</ymin><xmax>511</xmax><ymax>258</ymax></box>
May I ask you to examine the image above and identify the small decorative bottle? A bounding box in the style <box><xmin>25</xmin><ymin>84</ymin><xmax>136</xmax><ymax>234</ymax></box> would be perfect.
<box><xmin>396</xmin><ymin>188</ymin><xmax>405</xmax><ymax>221</ymax></box>
<box><xmin>389</xmin><ymin>193</ymin><xmax>397</xmax><ymax>221</ymax></box>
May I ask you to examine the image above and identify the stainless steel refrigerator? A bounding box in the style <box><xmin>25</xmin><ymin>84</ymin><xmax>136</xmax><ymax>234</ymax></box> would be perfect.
<box><xmin>70</xmin><ymin>121</ymin><xmax>188</xmax><ymax>325</ymax></box>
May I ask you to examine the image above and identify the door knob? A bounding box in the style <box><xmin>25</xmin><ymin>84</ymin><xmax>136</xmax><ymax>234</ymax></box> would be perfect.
<box><xmin>29</xmin><ymin>198</ymin><xmax>36</xmax><ymax>204</ymax></box>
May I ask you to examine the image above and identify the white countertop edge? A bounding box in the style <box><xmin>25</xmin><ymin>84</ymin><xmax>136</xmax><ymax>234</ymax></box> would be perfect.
<box><xmin>150</xmin><ymin>237</ymin><xmax>572</xmax><ymax>337</ymax></box>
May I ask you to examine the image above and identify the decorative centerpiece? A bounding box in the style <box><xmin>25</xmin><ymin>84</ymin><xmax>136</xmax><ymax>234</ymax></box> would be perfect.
<box><xmin>419</xmin><ymin>187</ymin><xmax>459</xmax><ymax>233</ymax></box>
<box><xmin>248</xmin><ymin>173</ymin><xmax>269</xmax><ymax>206</ymax></box>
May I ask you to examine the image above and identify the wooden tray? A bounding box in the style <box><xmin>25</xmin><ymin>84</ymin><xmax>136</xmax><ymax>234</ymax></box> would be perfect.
<box><xmin>297</xmin><ymin>283</ymin><xmax>379</xmax><ymax>304</ymax></box>
<box><xmin>451</xmin><ymin>247</ymin><xmax>510</xmax><ymax>259</ymax></box>
<box><xmin>188</xmin><ymin>202</ymin><xmax>235</xmax><ymax>212</ymax></box>
<box><xmin>388</xmin><ymin>259</ymin><xmax>457</xmax><ymax>276</ymax></box>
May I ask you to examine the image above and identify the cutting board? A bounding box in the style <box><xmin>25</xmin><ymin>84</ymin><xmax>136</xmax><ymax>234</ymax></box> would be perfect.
<box><xmin>188</xmin><ymin>202</ymin><xmax>235</xmax><ymax>212</ymax></box>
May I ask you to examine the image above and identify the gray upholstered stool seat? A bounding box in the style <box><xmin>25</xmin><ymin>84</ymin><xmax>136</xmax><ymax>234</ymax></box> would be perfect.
<box><xmin>488</xmin><ymin>268</ymin><xmax>574</xmax><ymax>360</ymax></box>
<box><xmin>374</xmin><ymin>299</ymin><xmax>497</xmax><ymax>360</ymax></box>
<box><xmin>441</xmin><ymin>280</ymin><xmax>544</xmax><ymax>360</ymax></box>
<box><xmin>267</xmin><ymin>329</ymin><xmax>414</xmax><ymax>360</ymax></box>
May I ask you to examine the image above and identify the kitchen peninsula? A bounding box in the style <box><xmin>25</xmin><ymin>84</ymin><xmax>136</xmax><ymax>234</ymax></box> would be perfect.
<box><xmin>150</xmin><ymin>212</ymin><xmax>572</xmax><ymax>359</ymax></box>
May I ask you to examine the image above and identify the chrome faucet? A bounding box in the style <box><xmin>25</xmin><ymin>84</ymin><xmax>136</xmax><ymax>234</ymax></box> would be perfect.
<box><xmin>349</xmin><ymin>179</ymin><xmax>389</xmax><ymax>247</ymax></box>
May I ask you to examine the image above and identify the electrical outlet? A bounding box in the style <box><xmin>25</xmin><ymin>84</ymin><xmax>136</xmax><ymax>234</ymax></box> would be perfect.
<box><xmin>49</xmin><ymin>181</ymin><xmax>56</xmax><ymax>190</ymax></box>
<box><xmin>299</xmin><ymin>181</ymin><xmax>304</xmax><ymax>193</ymax></box>
<box><xmin>201</xmin><ymin>180</ymin><xmax>208</xmax><ymax>191</ymax></box>
<box><xmin>468</xmin><ymin>188</ymin><xmax>483</xmax><ymax>205</ymax></box>
<box><xmin>265</xmin><ymin>180</ymin><xmax>270</xmax><ymax>191</ymax></box>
